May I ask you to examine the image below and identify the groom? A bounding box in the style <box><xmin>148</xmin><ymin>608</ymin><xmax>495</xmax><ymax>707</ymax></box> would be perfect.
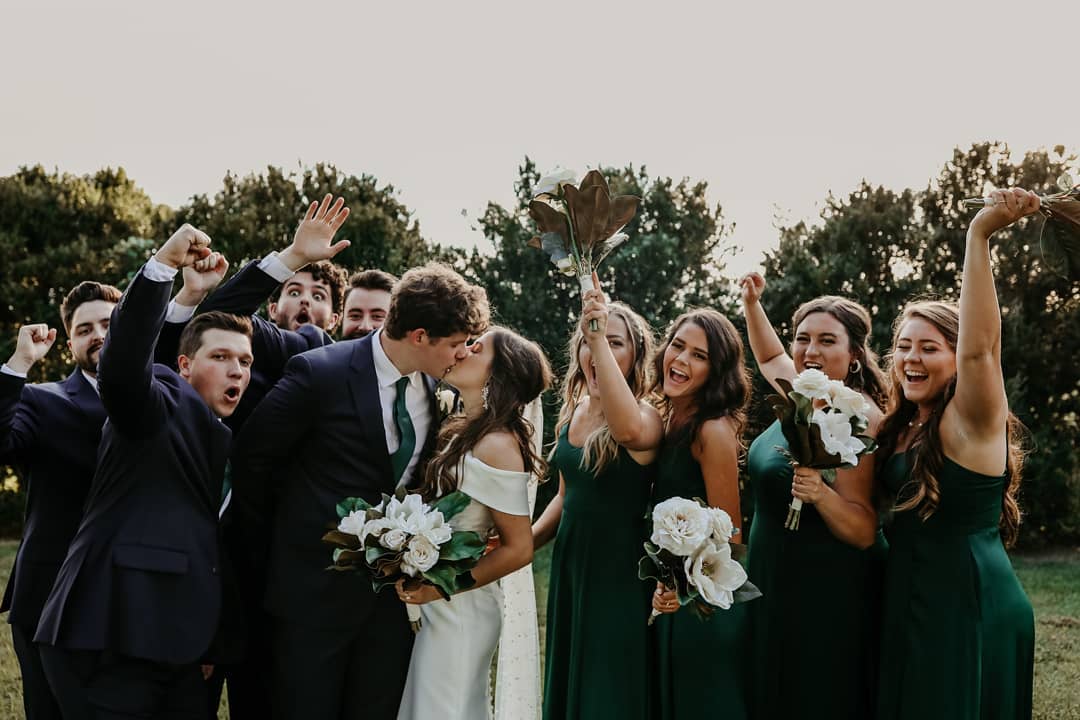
<box><xmin>230</xmin><ymin>248</ymin><xmax>490</xmax><ymax>719</ymax></box>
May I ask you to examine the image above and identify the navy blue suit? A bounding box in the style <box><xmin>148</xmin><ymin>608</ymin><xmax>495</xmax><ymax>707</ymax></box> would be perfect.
<box><xmin>231</xmin><ymin>334</ymin><xmax>438</xmax><ymax>720</ymax></box>
<box><xmin>35</xmin><ymin>270</ymin><xmax>231</xmax><ymax>718</ymax></box>
<box><xmin>0</xmin><ymin>368</ymin><xmax>105</xmax><ymax>720</ymax></box>
<box><xmin>177</xmin><ymin>259</ymin><xmax>335</xmax><ymax>719</ymax></box>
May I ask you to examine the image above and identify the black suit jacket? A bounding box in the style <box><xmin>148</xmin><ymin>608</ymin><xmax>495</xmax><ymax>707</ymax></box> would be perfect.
<box><xmin>35</xmin><ymin>271</ymin><xmax>231</xmax><ymax>665</ymax></box>
<box><xmin>0</xmin><ymin>370</ymin><xmax>105</xmax><ymax>632</ymax></box>
<box><xmin>197</xmin><ymin>259</ymin><xmax>333</xmax><ymax>430</ymax></box>
<box><xmin>231</xmin><ymin>334</ymin><xmax>438</xmax><ymax>628</ymax></box>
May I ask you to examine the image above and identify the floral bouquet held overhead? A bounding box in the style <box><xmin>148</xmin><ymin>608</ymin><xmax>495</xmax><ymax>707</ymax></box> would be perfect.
<box><xmin>322</xmin><ymin>490</ymin><xmax>486</xmax><ymax>631</ymax></box>
<box><xmin>527</xmin><ymin>168</ymin><xmax>640</xmax><ymax>330</ymax></box>
<box><xmin>963</xmin><ymin>172</ymin><xmax>1080</xmax><ymax>281</ymax></box>
<box><xmin>767</xmin><ymin>369</ymin><xmax>877</xmax><ymax>531</ymax></box>
<box><xmin>638</xmin><ymin>497</ymin><xmax>761</xmax><ymax>625</ymax></box>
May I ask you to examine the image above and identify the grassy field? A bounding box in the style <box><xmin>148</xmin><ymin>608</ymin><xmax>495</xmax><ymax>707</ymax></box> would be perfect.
<box><xmin>0</xmin><ymin>541</ymin><xmax>1076</xmax><ymax>718</ymax></box>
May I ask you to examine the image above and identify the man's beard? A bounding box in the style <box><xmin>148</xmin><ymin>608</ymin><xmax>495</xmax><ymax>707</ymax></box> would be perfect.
<box><xmin>74</xmin><ymin>347</ymin><xmax>101</xmax><ymax>374</ymax></box>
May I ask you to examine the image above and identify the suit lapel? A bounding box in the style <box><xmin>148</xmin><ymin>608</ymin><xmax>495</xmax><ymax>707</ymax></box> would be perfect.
<box><xmin>347</xmin><ymin>336</ymin><xmax>394</xmax><ymax>484</ymax></box>
<box><xmin>63</xmin><ymin>370</ymin><xmax>105</xmax><ymax>427</ymax></box>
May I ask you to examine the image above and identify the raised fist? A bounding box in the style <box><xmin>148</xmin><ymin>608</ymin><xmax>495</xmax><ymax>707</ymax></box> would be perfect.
<box><xmin>7</xmin><ymin>323</ymin><xmax>57</xmax><ymax>374</ymax></box>
<box><xmin>154</xmin><ymin>224</ymin><xmax>212</xmax><ymax>269</ymax></box>
<box><xmin>739</xmin><ymin>272</ymin><xmax>766</xmax><ymax>305</ymax></box>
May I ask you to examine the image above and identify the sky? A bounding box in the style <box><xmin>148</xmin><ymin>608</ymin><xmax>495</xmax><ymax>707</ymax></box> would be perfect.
<box><xmin>2</xmin><ymin>0</ymin><xmax>1076</xmax><ymax>277</ymax></box>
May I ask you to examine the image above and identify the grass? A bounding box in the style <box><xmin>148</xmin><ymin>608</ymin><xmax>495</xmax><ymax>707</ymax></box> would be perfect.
<box><xmin>0</xmin><ymin>541</ymin><xmax>1075</xmax><ymax>718</ymax></box>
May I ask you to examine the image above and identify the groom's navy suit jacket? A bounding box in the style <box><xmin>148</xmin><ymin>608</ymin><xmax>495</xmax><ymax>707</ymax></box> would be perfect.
<box><xmin>0</xmin><ymin>369</ymin><xmax>104</xmax><ymax>633</ymax></box>
<box><xmin>35</xmin><ymin>271</ymin><xmax>231</xmax><ymax>664</ymax></box>
<box><xmin>231</xmin><ymin>333</ymin><xmax>439</xmax><ymax>626</ymax></box>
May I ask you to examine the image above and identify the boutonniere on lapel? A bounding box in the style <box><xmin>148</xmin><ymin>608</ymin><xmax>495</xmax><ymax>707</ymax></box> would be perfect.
<box><xmin>435</xmin><ymin>381</ymin><xmax>461</xmax><ymax>424</ymax></box>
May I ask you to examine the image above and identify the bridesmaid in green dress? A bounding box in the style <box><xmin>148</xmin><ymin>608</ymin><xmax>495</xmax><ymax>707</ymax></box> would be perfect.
<box><xmin>874</xmin><ymin>188</ymin><xmax>1035</xmax><ymax>720</ymax></box>
<box><xmin>533</xmin><ymin>283</ymin><xmax>663</xmax><ymax>720</ymax></box>
<box><xmin>649</xmin><ymin>309</ymin><xmax>754</xmax><ymax>720</ymax></box>
<box><xmin>739</xmin><ymin>278</ymin><xmax>889</xmax><ymax>719</ymax></box>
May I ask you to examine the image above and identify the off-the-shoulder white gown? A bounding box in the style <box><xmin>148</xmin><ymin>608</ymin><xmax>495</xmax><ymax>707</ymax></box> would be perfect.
<box><xmin>396</xmin><ymin>453</ymin><xmax>532</xmax><ymax>720</ymax></box>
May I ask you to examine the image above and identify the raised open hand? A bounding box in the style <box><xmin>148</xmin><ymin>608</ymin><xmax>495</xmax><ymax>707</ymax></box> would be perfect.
<box><xmin>278</xmin><ymin>194</ymin><xmax>351</xmax><ymax>271</ymax></box>
<box><xmin>154</xmin><ymin>224</ymin><xmax>212</xmax><ymax>269</ymax></box>
<box><xmin>7</xmin><ymin>323</ymin><xmax>58</xmax><ymax>374</ymax></box>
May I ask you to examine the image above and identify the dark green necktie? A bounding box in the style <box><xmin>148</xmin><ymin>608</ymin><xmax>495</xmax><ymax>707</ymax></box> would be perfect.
<box><xmin>390</xmin><ymin>376</ymin><xmax>416</xmax><ymax>484</ymax></box>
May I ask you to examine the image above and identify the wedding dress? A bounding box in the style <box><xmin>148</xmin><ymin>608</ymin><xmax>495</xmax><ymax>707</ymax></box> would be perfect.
<box><xmin>396</xmin><ymin>446</ymin><xmax>537</xmax><ymax>720</ymax></box>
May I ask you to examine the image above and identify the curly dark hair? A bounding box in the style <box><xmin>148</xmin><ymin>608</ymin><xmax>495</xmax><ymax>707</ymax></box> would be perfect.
<box><xmin>383</xmin><ymin>263</ymin><xmax>490</xmax><ymax>340</ymax></box>
<box><xmin>269</xmin><ymin>260</ymin><xmax>348</xmax><ymax>313</ymax></box>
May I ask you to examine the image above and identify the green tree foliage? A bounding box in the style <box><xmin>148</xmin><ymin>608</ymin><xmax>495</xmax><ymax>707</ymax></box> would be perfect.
<box><xmin>466</xmin><ymin>158</ymin><xmax>737</xmax><ymax>363</ymax></box>
<box><xmin>759</xmin><ymin>142</ymin><xmax>1080</xmax><ymax>546</ymax></box>
<box><xmin>170</xmin><ymin>163</ymin><xmax>437</xmax><ymax>276</ymax></box>
<box><xmin>0</xmin><ymin>165</ymin><xmax>169</xmax><ymax>381</ymax></box>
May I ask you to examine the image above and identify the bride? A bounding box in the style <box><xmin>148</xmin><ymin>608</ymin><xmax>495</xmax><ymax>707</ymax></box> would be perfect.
<box><xmin>395</xmin><ymin>326</ymin><xmax>552</xmax><ymax>720</ymax></box>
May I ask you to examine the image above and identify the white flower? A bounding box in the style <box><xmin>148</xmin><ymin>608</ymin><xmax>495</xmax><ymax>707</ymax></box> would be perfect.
<box><xmin>651</xmin><ymin>497</ymin><xmax>711</xmax><ymax>557</ymax></box>
<box><xmin>553</xmin><ymin>256</ymin><xmax>576</xmax><ymax>275</ymax></box>
<box><xmin>705</xmin><ymin>506</ymin><xmax>736</xmax><ymax>544</ymax></box>
<box><xmin>828</xmin><ymin>383</ymin><xmax>871</xmax><ymax>420</ymax></box>
<box><xmin>408</xmin><ymin>508</ymin><xmax>453</xmax><ymax>547</ymax></box>
<box><xmin>684</xmin><ymin>540</ymin><xmax>748</xmax><ymax>610</ymax></box>
<box><xmin>401</xmin><ymin>535</ymin><xmax>440</xmax><ymax>576</ymax></box>
<box><xmin>379</xmin><ymin>528</ymin><xmax>409</xmax><ymax>552</ymax></box>
<box><xmin>337</xmin><ymin>510</ymin><xmax>368</xmax><ymax>539</ymax></box>
<box><xmin>811</xmin><ymin>409</ymin><xmax>866</xmax><ymax>466</ymax></box>
<box><xmin>436</xmin><ymin>388</ymin><xmax>457</xmax><ymax>418</ymax></box>
<box><xmin>384</xmin><ymin>494</ymin><xmax>428</xmax><ymax>529</ymax></box>
<box><xmin>534</xmin><ymin>167</ymin><xmax>578</xmax><ymax>196</ymax></box>
<box><xmin>791</xmin><ymin>368</ymin><xmax>834</xmax><ymax>401</ymax></box>
<box><xmin>359</xmin><ymin>517</ymin><xmax>394</xmax><ymax>545</ymax></box>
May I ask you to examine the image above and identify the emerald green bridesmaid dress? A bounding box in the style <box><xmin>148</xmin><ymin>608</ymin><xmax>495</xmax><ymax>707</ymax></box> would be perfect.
<box><xmin>542</xmin><ymin>426</ymin><xmax>654</xmax><ymax>720</ymax></box>
<box><xmin>877</xmin><ymin>450</ymin><xmax>1034</xmax><ymax>719</ymax></box>
<box><xmin>652</xmin><ymin>438</ymin><xmax>751</xmax><ymax>720</ymax></box>
<box><xmin>745</xmin><ymin>420</ymin><xmax>887</xmax><ymax>719</ymax></box>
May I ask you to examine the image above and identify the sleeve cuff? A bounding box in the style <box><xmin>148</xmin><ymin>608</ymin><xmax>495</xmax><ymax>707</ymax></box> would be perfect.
<box><xmin>258</xmin><ymin>253</ymin><xmax>296</xmax><ymax>283</ymax></box>
<box><xmin>1</xmin><ymin>364</ymin><xmax>28</xmax><ymax>379</ymax></box>
<box><xmin>143</xmin><ymin>257</ymin><xmax>180</xmax><ymax>282</ymax></box>
<box><xmin>166</xmin><ymin>300</ymin><xmax>198</xmax><ymax>324</ymax></box>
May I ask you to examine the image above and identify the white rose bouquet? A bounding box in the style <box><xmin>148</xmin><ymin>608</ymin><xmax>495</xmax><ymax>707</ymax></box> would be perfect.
<box><xmin>638</xmin><ymin>497</ymin><xmax>761</xmax><ymax>625</ymax></box>
<box><xmin>767</xmin><ymin>368</ymin><xmax>877</xmax><ymax>530</ymax></box>
<box><xmin>322</xmin><ymin>489</ymin><xmax>486</xmax><ymax>631</ymax></box>
<box><xmin>526</xmin><ymin>168</ymin><xmax>640</xmax><ymax>330</ymax></box>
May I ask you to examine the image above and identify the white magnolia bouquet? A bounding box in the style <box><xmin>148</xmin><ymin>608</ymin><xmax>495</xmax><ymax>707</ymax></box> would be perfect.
<box><xmin>526</xmin><ymin>167</ymin><xmax>640</xmax><ymax>330</ymax></box>
<box><xmin>638</xmin><ymin>497</ymin><xmax>761</xmax><ymax>625</ymax></box>
<box><xmin>767</xmin><ymin>368</ymin><xmax>877</xmax><ymax>530</ymax></box>
<box><xmin>323</xmin><ymin>490</ymin><xmax>486</xmax><ymax>630</ymax></box>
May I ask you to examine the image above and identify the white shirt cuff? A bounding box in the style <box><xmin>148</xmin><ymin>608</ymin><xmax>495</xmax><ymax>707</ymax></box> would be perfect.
<box><xmin>166</xmin><ymin>299</ymin><xmax>198</xmax><ymax>324</ymax></box>
<box><xmin>1</xmin><ymin>364</ymin><xmax>28</xmax><ymax>379</ymax></box>
<box><xmin>143</xmin><ymin>257</ymin><xmax>180</xmax><ymax>282</ymax></box>
<box><xmin>258</xmin><ymin>253</ymin><xmax>296</xmax><ymax>283</ymax></box>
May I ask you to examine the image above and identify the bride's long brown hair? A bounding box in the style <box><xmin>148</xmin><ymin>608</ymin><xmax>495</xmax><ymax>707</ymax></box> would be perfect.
<box><xmin>420</xmin><ymin>327</ymin><xmax>553</xmax><ymax>500</ymax></box>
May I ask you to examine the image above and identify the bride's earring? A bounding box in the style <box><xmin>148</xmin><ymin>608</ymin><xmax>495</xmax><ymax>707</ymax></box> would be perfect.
<box><xmin>481</xmin><ymin>383</ymin><xmax>490</xmax><ymax>411</ymax></box>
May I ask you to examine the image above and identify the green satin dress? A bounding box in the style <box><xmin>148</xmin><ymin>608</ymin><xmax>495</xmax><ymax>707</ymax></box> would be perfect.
<box><xmin>877</xmin><ymin>450</ymin><xmax>1033</xmax><ymax>719</ymax></box>
<box><xmin>745</xmin><ymin>420</ymin><xmax>887</xmax><ymax>719</ymax></box>
<box><xmin>542</xmin><ymin>426</ymin><xmax>655</xmax><ymax>720</ymax></box>
<box><xmin>652</xmin><ymin>438</ymin><xmax>751</xmax><ymax>720</ymax></box>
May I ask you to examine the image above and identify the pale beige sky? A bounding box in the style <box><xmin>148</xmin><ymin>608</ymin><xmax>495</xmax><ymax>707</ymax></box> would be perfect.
<box><xmin>1</xmin><ymin>0</ymin><xmax>1074</xmax><ymax>275</ymax></box>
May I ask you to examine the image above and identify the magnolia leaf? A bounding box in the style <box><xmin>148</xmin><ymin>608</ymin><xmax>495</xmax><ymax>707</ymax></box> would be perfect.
<box><xmin>393</xmin><ymin>487</ymin><xmax>407</xmax><ymax>502</ymax></box>
<box><xmin>335</xmin><ymin>496</ymin><xmax>373</xmax><ymax>519</ymax></box>
<box><xmin>820</xmin><ymin>467</ymin><xmax>838</xmax><ymax>484</ymax></box>
<box><xmin>605</xmin><ymin>195</ymin><xmax>640</xmax><ymax>237</ymax></box>
<box><xmin>578</xmin><ymin>169</ymin><xmax>607</xmax><ymax>193</ymax></box>
<box><xmin>431</xmin><ymin>490</ymin><xmax>473</xmax><ymax>521</ymax></box>
<box><xmin>438</xmin><ymin>530</ymin><xmax>486</xmax><ymax>561</ymax></box>
<box><xmin>331</xmin><ymin>547</ymin><xmax>366</xmax><ymax>566</ymax></box>
<box><xmin>527</xmin><ymin>235</ymin><xmax>542</xmax><ymax>249</ymax></box>
<box><xmin>528</xmin><ymin>199</ymin><xmax>569</xmax><ymax>239</ymax></box>
<box><xmin>322</xmin><ymin>530</ymin><xmax>362</xmax><ymax>550</ymax></box>
<box><xmin>1040</xmin><ymin>203</ymin><xmax>1080</xmax><ymax>280</ymax></box>
<box><xmin>733</xmin><ymin>579</ymin><xmax>763</xmax><ymax>603</ymax></box>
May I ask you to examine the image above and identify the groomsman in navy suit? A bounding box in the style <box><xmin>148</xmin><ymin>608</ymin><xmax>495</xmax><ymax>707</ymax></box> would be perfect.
<box><xmin>0</xmin><ymin>281</ymin><xmax>118</xmax><ymax>720</ymax></box>
<box><xmin>232</xmin><ymin>248</ymin><xmax>490</xmax><ymax>719</ymax></box>
<box><xmin>34</xmin><ymin>225</ymin><xmax>253</xmax><ymax>719</ymax></box>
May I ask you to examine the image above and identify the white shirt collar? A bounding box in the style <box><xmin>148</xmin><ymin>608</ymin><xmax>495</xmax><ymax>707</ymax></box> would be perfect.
<box><xmin>370</xmin><ymin>329</ymin><xmax>423</xmax><ymax>391</ymax></box>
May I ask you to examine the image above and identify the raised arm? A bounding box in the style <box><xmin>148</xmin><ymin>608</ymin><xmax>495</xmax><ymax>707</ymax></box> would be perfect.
<box><xmin>950</xmin><ymin>188</ymin><xmax>1039</xmax><ymax>439</ymax></box>
<box><xmin>155</xmin><ymin>252</ymin><xmax>229</xmax><ymax>368</ymax></box>
<box><xmin>0</xmin><ymin>324</ymin><xmax>57</xmax><ymax>461</ymax></box>
<box><xmin>99</xmin><ymin>224</ymin><xmax>211</xmax><ymax>434</ymax></box>
<box><xmin>580</xmin><ymin>276</ymin><xmax>663</xmax><ymax>455</ymax></box>
<box><xmin>740</xmin><ymin>272</ymin><xmax>797</xmax><ymax>393</ymax></box>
